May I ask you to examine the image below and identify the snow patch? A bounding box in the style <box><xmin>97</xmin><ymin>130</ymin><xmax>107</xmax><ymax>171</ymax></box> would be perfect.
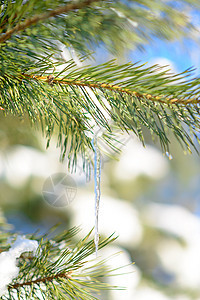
<box><xmin>0</xmin><ymin>236</ymin><xmax>38</xmax><ymax>297</ymax></box>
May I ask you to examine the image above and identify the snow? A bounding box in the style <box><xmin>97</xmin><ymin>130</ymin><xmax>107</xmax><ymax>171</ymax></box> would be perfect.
<box><xmin>0</xmin><ymin>144</ymin><xmax>82</xmax><ymax>187</ymax></box>
<box><xmin>114</xmin><ymin>137</ymin><xmax>169</xmax><ymax>181</ymax></box>
<box><xmin>134</xmin><ymin>287</ymin><xmax>192</xmax><ymax>300</ymax></box>
<box><xmin>102</xmin><ymin>246</ymin><xmax>141</xmax><ymax>300</ymax></box>
<box><xmin>0</xmin><ymin>146</ymin><xmax>57</xmax><ymax>187</ymax></box>
<box><xmin>134</xmin><ymin>287</ymin><xmax>171</xmax><ymax>300</ymax></box>
<box><xmin>0</xmin><ymin>236</ymin><xmax>38</xmax><ymax>297</ymax></box>
<box><xmin>70</xmin><ymin>193</ymin><xmax>143</xmax><ymax>248</ymax></box>
<box><xmin>143</xmin><ymin>203</ymin><xmax>200</xmax><ymax>243</ymax></box>
<box><xmin>144</xmin><ymin>203</ymin><xmax>200</xmax><ymax>290</ymax></box>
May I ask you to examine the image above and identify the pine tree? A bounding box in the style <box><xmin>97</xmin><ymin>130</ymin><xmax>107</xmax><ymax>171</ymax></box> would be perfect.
<box><xmin>1</xmin><ymin>0</ymin><xmax>200</xmax><ymax>299</ymax></box>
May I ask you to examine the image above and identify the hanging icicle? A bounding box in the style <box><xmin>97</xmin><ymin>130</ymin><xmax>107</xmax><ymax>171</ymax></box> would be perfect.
<box><xmin>92</xmin><ymin>136</ymin><xmax>101</xmax><ymax>256</ymax></box>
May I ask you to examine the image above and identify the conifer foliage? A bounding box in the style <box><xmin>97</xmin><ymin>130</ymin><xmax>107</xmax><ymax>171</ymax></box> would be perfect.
<box><xmin>1</xmin><ymin>0</ymin><xmax>200</xmax><ymax>299</ymax></box>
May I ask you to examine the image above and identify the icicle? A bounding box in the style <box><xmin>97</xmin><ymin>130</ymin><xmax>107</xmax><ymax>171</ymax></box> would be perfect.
<box><xmin>92</xmin><ymin>136</ymin><xmax>101</xmax><ymax>256</ymax></box>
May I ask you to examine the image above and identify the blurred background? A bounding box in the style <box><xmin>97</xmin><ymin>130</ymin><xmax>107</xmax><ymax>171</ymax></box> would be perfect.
<box><xmin>1</xmin><ymin>94</ymin><xmax>200</xmax><ymax>300</ymax></box>
<box><xmin>1</xmin><ymin>4</ymin><xmax>200</xmax><ymax>299</ymax></box>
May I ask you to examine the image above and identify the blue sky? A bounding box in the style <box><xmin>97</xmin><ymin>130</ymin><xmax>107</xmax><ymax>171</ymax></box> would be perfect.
<box><xmin>94</xmin><ymin>37</ymin><xmax>200</xmax><ymax>78</ymax></box>
<box><xmin>129</xmin><ymin>38</ymin><xmax>200</xmax><ymax>75</ymax></box>
<box><xmin>128</xmin><ymin>6</ymin><xmax>200</xmax><ymax>75</ymax></box>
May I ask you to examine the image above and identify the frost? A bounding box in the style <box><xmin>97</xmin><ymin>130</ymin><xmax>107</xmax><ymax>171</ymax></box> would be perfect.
<box><xmin>0</xmin><ymin>236</ymin><xmax>38</xmax><ymax>297</ymax></box>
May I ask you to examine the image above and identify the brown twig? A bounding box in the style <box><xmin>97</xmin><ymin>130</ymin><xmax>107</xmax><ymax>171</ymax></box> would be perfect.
<box><xmin>23</xmin><ymin>73</ymin><xmax>200</xmax><ymax>105</ymax></box>
<box><xmin>0</xmin><ymin>0</ymin><xmax>101</xmax><ymax>43</ymax></box>
<box><xmin>8</xmin><ymin>271</ymin><xmax>72</xmax><ymax>289</ymax></box>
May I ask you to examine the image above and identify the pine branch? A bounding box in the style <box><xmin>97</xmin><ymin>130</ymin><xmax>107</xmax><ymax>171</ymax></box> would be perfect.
<box><xmin>0</xmin><ymin>0</ymin><xmax>102</xmax><ymax>44</ymax></box>
<box><xmin>1</xmin><ymin>0</ymin><xmax>199</xmax><ymax>57</ymax></box>
<box><xmin>2</xmin><ymin>0</ymin><xmax>200</xmax><ymax>169</ymax></box>
<box><xmin>8</xmin><ymin>271</ymin><xmax>72</xmax><ymax>289</ymax></box>
<box><xmin>2</xmin><ymin>227</ymin><xmax>118</xmax><ymax>300</ymax></box>
<box><xmin>24</xmin><ymin>73</ymin><xmax>200</xmax><ymax>105</ymax></box>
<box><xmin>2</xmin><ymin>57</ymin><xmax>200</xmax><ymax>170</ymax></box>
